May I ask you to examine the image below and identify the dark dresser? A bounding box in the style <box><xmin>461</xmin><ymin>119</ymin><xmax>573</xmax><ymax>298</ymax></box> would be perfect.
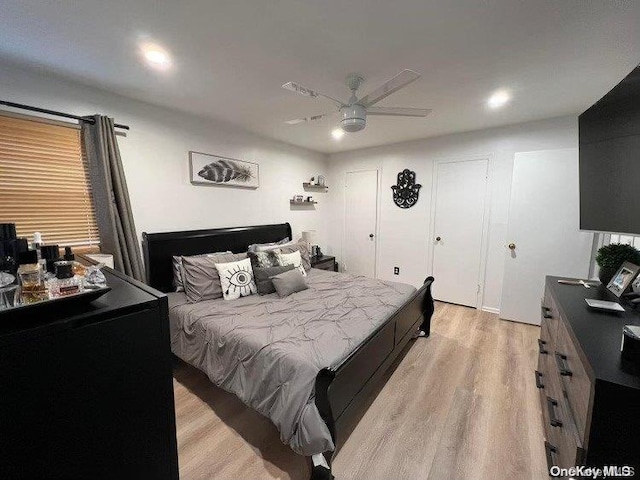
<box><xmin>0</xmin><ymin>268</ymin><xmax>179</xmax><ymax>479</ymax></box>
<box><xmin>311</xmin><ymin>255</ymin><xmax>337</xmax><ymax>272</ymax></box>
<box><xmin>537</xmin><ymin>276</ymin><xmax>640</xmax><ymax>474</ymax></box>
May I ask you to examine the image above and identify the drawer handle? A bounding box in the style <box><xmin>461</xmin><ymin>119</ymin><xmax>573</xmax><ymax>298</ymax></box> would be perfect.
<box><xmin>555</xmin><ymin>352</ymin><xmax>573</xmax><ymax>376</ymax></box>
<box><xmin>541</xmin><ymin>303</ymin><xmax>553</xmax><ymax>319</ymax></box>
<box><xmin>545</xmin><ymin>441</ymin><xmax>559</xmax><ymax>472</ymax></box>
<box><xmin>546</xmin><ymin>396</ymin><xmax>563</xmax><ymax>427</ymax></box>
<box><xmin>538</xmin><ymin>338</ymin><xmax>549</xmax><ymax>355</ymax></box>
<box><xmin>535</xmin><ymin>370</ymin><xmax>544</xmax><ymax>389</ymax></box>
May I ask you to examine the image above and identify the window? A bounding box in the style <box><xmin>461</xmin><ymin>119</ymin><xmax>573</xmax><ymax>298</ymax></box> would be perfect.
<box><xmin>606</xmin><ymin>233</ymin><xmax>640</xmax><ymax>249</ymax></box>
<box><xmin>0</xmin><ymin>114</ymin><xmax>99</xmax><ymax>252</ymax></box>
<box><xmin>589</xmin><ymin>232</ymin><xmax>640</xmax><ymax>279</ymax></box>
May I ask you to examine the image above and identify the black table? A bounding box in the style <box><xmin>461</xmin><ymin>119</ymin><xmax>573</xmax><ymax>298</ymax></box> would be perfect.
<box><xmin>311</xmin><ymin>255</ymin><xmax>337</xmax><ymax>272</ymax></box>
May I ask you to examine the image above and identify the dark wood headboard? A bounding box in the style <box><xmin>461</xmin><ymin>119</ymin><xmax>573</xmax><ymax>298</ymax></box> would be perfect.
<box><xmin>142</xmin><ymin>223</ymin><xmax>292</xmax><ymax>292</ymax></box>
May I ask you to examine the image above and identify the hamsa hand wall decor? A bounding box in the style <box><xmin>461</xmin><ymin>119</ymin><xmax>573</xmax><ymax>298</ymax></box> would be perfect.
<box><xmin>391</xmin><ymin>169</ymin><xmax>421</xmax><ymax>209</ymax></box>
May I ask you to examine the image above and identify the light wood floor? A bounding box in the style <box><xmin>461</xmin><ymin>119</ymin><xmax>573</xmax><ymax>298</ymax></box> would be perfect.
<box><xmin>173</xmin><ymin>302</ymin><xmax>548</xmax><ymax>480</ymax></box>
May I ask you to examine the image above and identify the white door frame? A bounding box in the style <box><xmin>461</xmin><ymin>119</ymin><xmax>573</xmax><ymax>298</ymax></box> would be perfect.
<box><xmin>427</xmin><ymin>154</ymin><xmax>493</xmax><ymax>309</ymax></box>
<box><xmin>342</xmin><ymin>168</ymin><xmax>381</xmax><ymax>277</ymax></box>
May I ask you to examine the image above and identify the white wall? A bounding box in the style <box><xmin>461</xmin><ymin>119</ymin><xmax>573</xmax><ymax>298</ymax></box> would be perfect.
<box><xmin>0</xmin><ymin>62</ymin><xmax>329</xmax><ymax>248</ymax></box>
<box><xmin>327</xmin><ymin>116</ymin><xmax>578</xmax><ymax>312</ymax></box>
<box><xmin>0</xmin><ymin>61</ymin><xmax>580</xmax><ymax>311</ymax></box>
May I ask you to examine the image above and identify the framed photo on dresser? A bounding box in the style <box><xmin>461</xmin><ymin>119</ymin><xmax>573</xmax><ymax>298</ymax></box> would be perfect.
<box><xmin>606</xmin><ymin>261</ymin><xmax>640</xmax><ymax>297</ymax></box>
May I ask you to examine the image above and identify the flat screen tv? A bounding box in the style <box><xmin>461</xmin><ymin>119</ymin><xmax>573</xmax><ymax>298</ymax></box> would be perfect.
<box><xmin>579</xmin><ymin>65</ymin><xmax>640</xmax><ymax>234</ymax></box>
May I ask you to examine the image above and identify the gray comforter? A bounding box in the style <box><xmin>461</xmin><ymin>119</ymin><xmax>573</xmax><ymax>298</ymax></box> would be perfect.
<box><xmin>168</xmin><ymin>268</ymin><xmax>416</xmax><ymax>456</ymax></box>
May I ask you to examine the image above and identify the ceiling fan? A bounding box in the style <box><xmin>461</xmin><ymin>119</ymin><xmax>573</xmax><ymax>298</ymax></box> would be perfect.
<box><xmin>282</xmin><ymin>69</ymin><xmax>431</xmax><ymax>133</ymax></box>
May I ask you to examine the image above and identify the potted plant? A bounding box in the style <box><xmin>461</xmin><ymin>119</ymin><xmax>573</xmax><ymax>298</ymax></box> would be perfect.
<box><xmin>595</xmin><ymin>243</ymin><xmax>640</xmax><ymax>285</ymax></box>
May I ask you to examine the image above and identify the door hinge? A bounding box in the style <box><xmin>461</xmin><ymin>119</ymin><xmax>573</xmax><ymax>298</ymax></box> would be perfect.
<box><xmin>477</xmin><ymin>284</ymin><xmax>481</xmax><ymax>294</ymax></box>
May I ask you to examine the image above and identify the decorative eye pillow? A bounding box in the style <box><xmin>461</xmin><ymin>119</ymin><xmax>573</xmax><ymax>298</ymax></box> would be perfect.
<box><xmin>215</xmin><ymin>258</ymin><xmax>257</xmax><ymax>300</ymax></box>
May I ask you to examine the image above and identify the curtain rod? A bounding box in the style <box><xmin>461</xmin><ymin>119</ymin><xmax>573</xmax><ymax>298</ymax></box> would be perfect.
<box><xmin>0</xmin><ymin>100</ymin><xmax>130</xmax><ymax>130</ymax></box>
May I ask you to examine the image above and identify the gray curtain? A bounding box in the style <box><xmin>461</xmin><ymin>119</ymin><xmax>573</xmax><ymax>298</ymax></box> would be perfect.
<box><xmin>82</xmin><ymin>115</ymin><xmax>144</xmax><ymax>282</ymax></box>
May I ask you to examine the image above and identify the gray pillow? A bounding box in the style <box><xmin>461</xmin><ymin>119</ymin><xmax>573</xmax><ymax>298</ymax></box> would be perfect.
<box><xmin>253</xmin><ymin>264</ymin><xmax>294</xmax><ymax>295</ymax></box>
<box><xmin>182</xmin><ymin>252</ymin><xmax>247</xmax><ymax>302</ymax></box>
<box><xmin>172</xmin><ymin>251</ymin><xmax>230</xmax><ymax>292</ymax></box>
<box><xmin>270</xmin><ymin>268</ymin><xmax>309</xmax><ymax>298</ymax></box>
<box><xmin>248</xmin><ymin>237</ymin><xmax>291</xmax><ymax>252</ymax></box>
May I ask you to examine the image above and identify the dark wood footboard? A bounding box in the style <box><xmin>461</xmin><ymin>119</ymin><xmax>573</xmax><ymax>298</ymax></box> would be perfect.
<box><xmin>314</xmin><ymin>276</ymin><xmax>434</xmax><ymax>458</ymax></box>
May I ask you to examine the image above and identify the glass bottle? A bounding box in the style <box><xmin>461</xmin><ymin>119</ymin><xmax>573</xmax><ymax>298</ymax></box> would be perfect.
<box><xmin>18</xmin><ymin>250</ymin><xmax>47</xmax><ymax>304</ymax></box>
<box><xmin>51</xmin><ymin>261</ymin><xmax>82</xmax><ymax>297</ymax></box>
<box><xmin>63</xmin><ymin>246</ymin><xmax>86</xmax><ymax>276</ymax></box>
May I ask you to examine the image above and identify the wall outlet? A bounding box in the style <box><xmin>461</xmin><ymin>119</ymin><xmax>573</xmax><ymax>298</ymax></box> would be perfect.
<box><xmin>394</xmin><ymin>267</ymin><xmax>400</xmax><ymax>275</ymax></box>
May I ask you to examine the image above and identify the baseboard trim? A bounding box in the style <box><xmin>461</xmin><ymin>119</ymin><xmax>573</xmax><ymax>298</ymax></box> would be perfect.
<box><xmin>481</xmin><ymin>306</ymin><xmax>500</xmax><ymax>315</ymax></box>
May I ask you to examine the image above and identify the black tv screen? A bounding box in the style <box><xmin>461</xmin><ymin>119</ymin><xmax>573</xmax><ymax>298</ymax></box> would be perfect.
<box><xmin>579</xmin><ymin>65</ymin><xmax>640</xmax><ymax>234</ymax></box>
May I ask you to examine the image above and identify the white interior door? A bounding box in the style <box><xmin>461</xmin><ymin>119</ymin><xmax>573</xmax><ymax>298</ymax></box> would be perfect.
<box><xmin>500</xmin><ymin>149</ymin><xmax>593</xmax><ymax>325</ymax></box>
<box><xmin>344</xmin><ymin>170</ymin><xmax>378</xmax><ymax>277</ymax></box>
<box><xmin>431</xmin><ymin>159</ymin><xmax>488</xmax><ymax>307</ymax></box>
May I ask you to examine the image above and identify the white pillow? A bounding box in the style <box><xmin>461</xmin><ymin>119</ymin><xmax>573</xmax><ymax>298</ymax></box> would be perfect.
<box><xmin>276</xmin><ymin>250</ymin><xmax>306</xmax><ymax>277</ymax></box>
<box><xmin>215</xmin><ymin>258</ymin><xmax>257</xmax><ymax>300</ymax></box>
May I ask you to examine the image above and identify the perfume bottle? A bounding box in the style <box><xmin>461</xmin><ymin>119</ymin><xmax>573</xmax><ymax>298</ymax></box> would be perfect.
<box><xmin>31</xmin><ymin>232</ymin><xmax>46</xmax><ymax>272</ymax></box>
<box><xmin>62</xmin><ymin>246</ymin><xmax>86</xmax><ymax>276</ymax></box>
<box><xmin>40</xmin><ymin>245</ymin><xmax>61</xmax><ymax>274</ymax></box>
<box><xmin>51</xmin><ymin>261</ymin><xmax>82</xmax><ymax>297</ymax></box>
<box><xmin>18</xmin><ymin>250</ymin><xmax>47</xmax><ymax>304</ymax></box>
<box><xmin>31</xmin><ymin>232</ymin><xmax>43</xmax><ymax>255</ymax></box>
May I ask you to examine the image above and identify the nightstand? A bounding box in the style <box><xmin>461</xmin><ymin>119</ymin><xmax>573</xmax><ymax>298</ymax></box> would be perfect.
<box><xmin>311</xmin><ymin>255</ymin><xmax>337</xmax><ymax>272</ymax></box>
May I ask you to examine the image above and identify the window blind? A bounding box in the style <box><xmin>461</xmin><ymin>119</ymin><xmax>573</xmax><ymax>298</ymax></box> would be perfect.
<box><xmin>0</xmin><ymin>114</ymin><xmax>100</xmax><ymax>251</ymax></box>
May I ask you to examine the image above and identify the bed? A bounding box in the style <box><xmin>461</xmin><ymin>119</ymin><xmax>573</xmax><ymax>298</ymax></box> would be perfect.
<box><xmin>142</xmin><ymin>223</ymin><xmax>434</xmax><ymax>478</ymax></box>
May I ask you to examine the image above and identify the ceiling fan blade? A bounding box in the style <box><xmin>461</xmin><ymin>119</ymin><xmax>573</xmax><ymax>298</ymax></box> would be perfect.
<box><xmin>282</xmin><ymin>82</ymin><xmax>345</xmax><ymax>106</ymax></box>
<box><xmin>358</xmin><ymin>70</ymin><xmax>421</xmax><ymax>107</ymax></box>
<box><xmin>284</xmin><ymin>113</ymin><xmax>329</xmax><ymax>125</ymax></box>
<box><xmin>367</xmin><ymin>107</ymin><xmax>432</xmax><ymax>117</ymax></box>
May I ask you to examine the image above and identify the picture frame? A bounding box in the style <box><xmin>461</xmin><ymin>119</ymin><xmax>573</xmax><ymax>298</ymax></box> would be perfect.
<box><xmin>606</xmin><ymin>261</ymin><xmax>640</xmax><ymax>297</ymax></box>
<box><xmin>189</xmin><ymin>151</ymin><xmax>259</xmax><ymax>189</ymax></box>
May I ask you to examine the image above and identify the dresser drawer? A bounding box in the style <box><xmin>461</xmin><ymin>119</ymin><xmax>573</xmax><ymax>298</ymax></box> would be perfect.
<box><xmin>542</xmin><ymin>347</ymin><xmax>563</xmax><ymax>404</ymax></box>
<box><xmin>537</xmin><ymin>355</ymin><xmax>563</xmax><ymax>437</ymax></box>
<box><xmin>539</xmin><ymin>318</ymin><xmax>552</xmax><ymax>365</ymax></box>
<box><xmin>555</xmin><ymin>319</ymin><xmax>592</xmax><ymax>444</ymax></box>
<box><xmin>543</xmin><ymin>392</ymin><xmax>584</xmax><ymax>469</ymax></box>
<box><xmin>541</xmin><ymin>290</ymin><xmax>560</xmax><ymax>346</ymax></box>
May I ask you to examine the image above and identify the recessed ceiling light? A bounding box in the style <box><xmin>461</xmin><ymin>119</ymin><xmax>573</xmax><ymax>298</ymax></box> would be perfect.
<box><xmin>331</xmin><ymin>128</ymin><xmax>345</xmax><ymax>140</ymax></box>
<box><xmin>487</xmin><ymin>90</ymin><xmax>511</xmax><ymax>109</ymax></box>
<box><xmin>140</xmin><ymin>43</ymin><xmax>172</xmax><ymax>70</ymax></box>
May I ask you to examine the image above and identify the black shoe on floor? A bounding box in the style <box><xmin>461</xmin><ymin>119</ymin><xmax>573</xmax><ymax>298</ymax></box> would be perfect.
<box><xmin>310</xmin><ymin>465</ymin><xmax>334</xmax><ymax>480</ymax></box>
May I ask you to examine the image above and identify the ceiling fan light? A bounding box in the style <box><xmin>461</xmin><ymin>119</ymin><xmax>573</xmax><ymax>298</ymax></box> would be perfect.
<box><xmin>331</xmin><ymin>128</ymin><xmax>345</xmax><ymax>140</ymax></box>
<box><xmin>139</xmin><ymin>42</ymin><xmax>172</xmax><ymax>70</ymax></box>
<box><xmin>340</xmin><ymin>104</ymin><xmax>366</xmax><ymax>132</ymax></box>
<box><xmin>487</xmin><ymin>89</ymin><xmax>511</xmax><ymax>109</ymax></box>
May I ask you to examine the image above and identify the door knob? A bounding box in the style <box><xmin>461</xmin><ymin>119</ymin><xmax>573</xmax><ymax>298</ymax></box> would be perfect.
<box><xmin>435</xmin><ymin>236</ymin><xmax>441</xmax><ymax>242</ymax></box>
<box><xmin>369</xmin><ymin>233</ymin><xmax>374</xmax><ymax>238</ymax></box>
<box><xmin>508</xmin><ymin>243</ymin><xmax>516</xmax><ymax>250</ymax></box>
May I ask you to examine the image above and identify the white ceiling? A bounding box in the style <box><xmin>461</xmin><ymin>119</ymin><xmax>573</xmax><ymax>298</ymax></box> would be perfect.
<box><xmin>0</xmin><ymin>0</ymin><xmax>638</xmax><ymax>154</ymax></box>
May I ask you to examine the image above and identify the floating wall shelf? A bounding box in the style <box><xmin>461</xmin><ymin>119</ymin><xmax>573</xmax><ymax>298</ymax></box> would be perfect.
<box><xmin>290</xmin><ymin>200</ymin><xmax>318</xmax><ymax>205</ymax></box>
<box><xmin>303</xmin><ymin>183</ymin><xmax>328</xmax><ymax>191</ymax></box>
